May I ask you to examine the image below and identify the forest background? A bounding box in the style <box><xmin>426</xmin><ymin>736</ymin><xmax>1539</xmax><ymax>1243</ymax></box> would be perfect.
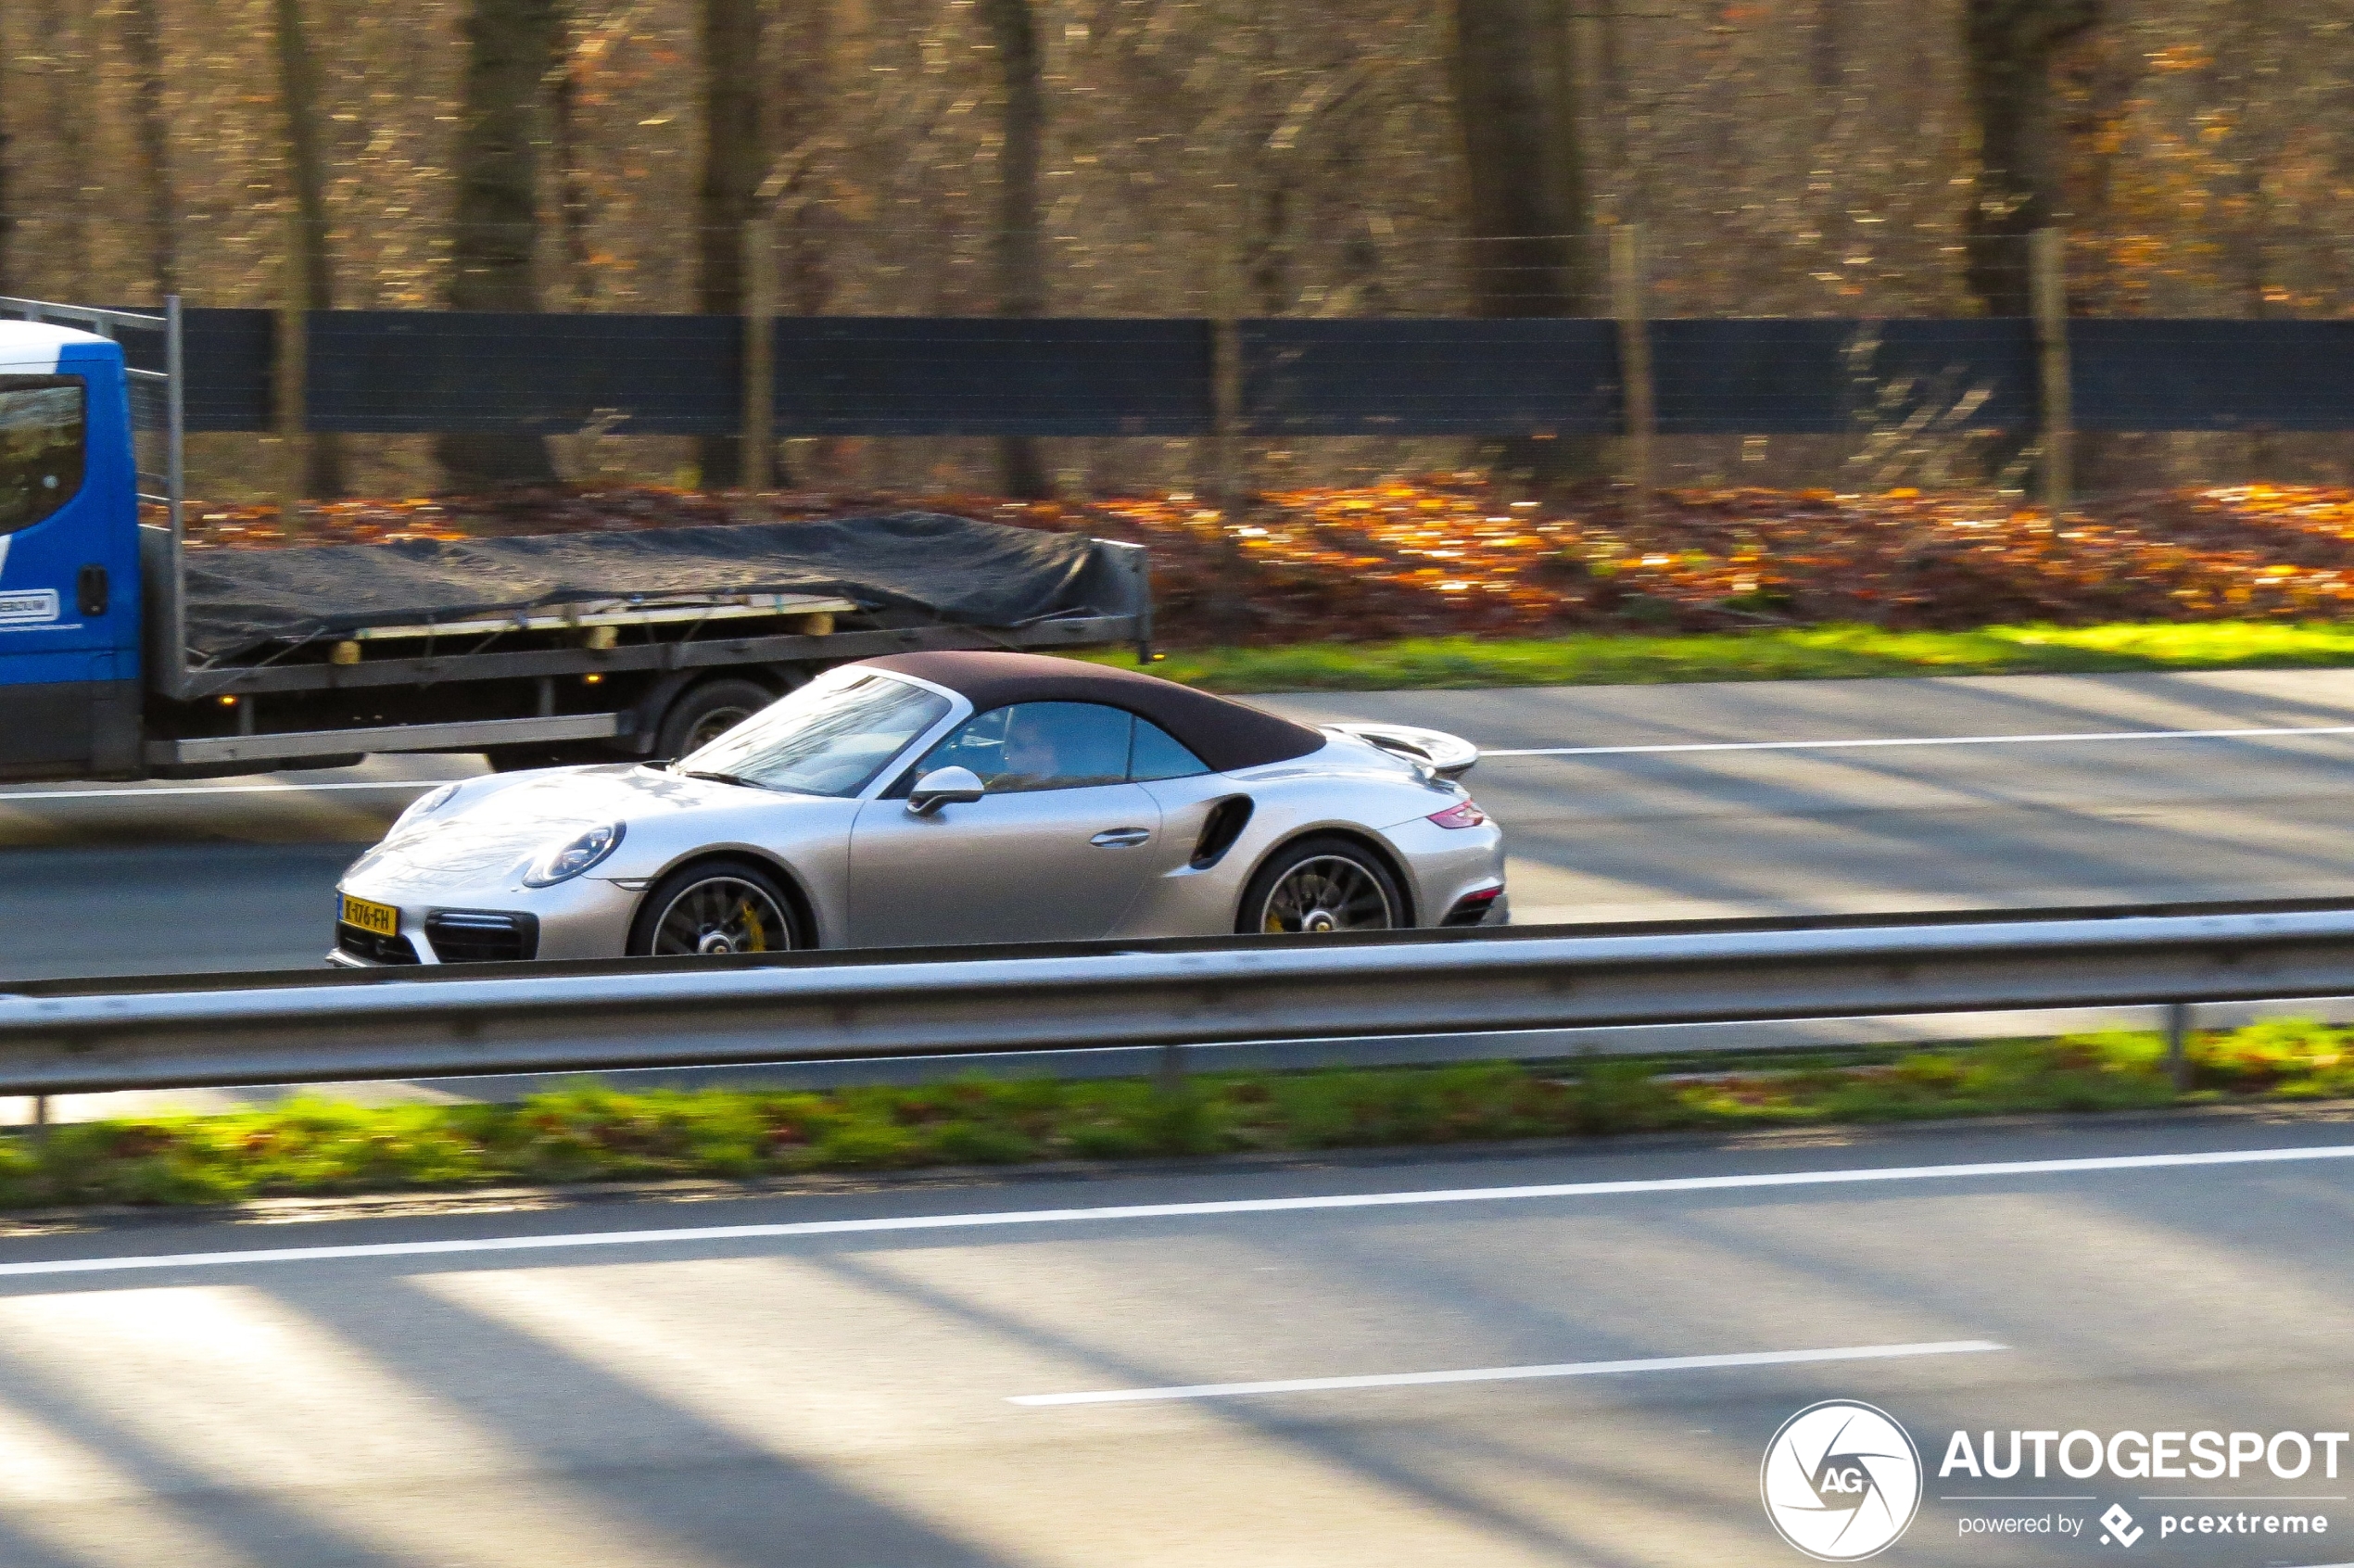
<box><xmin>0</xmin><ymin>0</ymin><xmax>2347</xmax><ymax>503</ymax></box>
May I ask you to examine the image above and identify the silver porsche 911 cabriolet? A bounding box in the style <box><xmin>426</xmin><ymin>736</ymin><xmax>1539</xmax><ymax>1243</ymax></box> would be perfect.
<box><xmin>330</xmin><ymin>651</ymin><xmax>1505</xmax><ymax>965</ymax></box>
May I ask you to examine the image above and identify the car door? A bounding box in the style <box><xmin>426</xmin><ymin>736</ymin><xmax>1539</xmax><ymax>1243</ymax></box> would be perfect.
<box><xmin>848</xmin><ymin>701</ymin><xmax>1165</xmax><ymax>946</ymax></box>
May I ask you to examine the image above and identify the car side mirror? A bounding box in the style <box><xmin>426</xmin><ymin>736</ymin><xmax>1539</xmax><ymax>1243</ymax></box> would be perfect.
<box><xmin>907</xmin><ymin>765</ymin><xmax>986</xmax><ymax>816</ymax></box>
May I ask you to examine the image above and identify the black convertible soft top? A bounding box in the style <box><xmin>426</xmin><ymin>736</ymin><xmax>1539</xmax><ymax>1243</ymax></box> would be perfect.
<box><xmin>865</xmin><ymin>651</ymin><xmax>1326</xmax><ymax>774</ymax></box>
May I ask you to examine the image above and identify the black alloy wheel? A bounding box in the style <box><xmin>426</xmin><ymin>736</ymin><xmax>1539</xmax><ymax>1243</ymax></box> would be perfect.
<box><xmin>627</xmin><ymin>858</ymin><xmax>804</xmax><ymax>956</ymax></box>
<box><xmin>1238</xmin><ymin>835</ymin><xmax>1403</xmax><ymax>935</ymax></box>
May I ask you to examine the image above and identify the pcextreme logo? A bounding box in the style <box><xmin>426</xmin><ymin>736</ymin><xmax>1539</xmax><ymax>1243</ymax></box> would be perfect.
<box><xmin>1762</xmin><ymin>1400</ymin><xmax>1925</xmax><ymax>1562</ymax></box>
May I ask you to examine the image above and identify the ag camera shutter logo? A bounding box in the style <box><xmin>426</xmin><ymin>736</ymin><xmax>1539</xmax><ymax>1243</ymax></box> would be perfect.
<box><xmin>1761</xmin><ymin>1399</ymin><xmax>1924</xmax><ymax>1561</ymax></box>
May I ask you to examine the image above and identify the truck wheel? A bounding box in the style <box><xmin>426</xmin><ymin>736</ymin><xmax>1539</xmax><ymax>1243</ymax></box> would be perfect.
<box><xmin>655</xmin><ymin>678</ymin><xmax>774</xmax><ymax>760</ymax></box>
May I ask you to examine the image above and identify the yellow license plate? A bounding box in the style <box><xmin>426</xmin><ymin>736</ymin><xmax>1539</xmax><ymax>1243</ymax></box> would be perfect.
<box><xmin>340</xmin><ymin>893</ymin><xmax>399</xmax><ymax>937</ymax></box>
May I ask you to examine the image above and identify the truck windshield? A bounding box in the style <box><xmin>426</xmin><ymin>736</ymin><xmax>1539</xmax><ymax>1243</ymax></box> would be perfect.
<box><xmin>0</xmin><ymin>375</ymin><xmax>85</xmax><ymax>535</ymax></box>
<box><xmin>676</xmin><ymin>672</ymin><xmax>951</xmax><ymax>797</ymax></box>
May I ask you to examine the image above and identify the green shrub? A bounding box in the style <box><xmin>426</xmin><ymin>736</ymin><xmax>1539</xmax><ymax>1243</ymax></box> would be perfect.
<box><xmin>2</xmin><ymin>1019</ymin><xmax>2349</xmax><ymax>1209</ymax></box>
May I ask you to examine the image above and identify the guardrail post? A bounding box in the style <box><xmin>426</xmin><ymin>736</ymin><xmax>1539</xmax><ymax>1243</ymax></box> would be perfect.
<box><xmin>2164</xmin><ymin>1001</ymin><xmax>2192</xmax><ymax>1092</ymax></box>
<box><xmin>1610</xmin><ymin>222</ymin><xmax>1656</xmax><ymax>525</ymax></box>
<box><xmin>1157</xmin><ymin>1041</ymin><xmax>1185</xmax><ymax>1094</ymax></box>
<box><xmin>2030</xmin><ymin>226</ymin><xmax>2071</xmax><ymax>515</ymax></box>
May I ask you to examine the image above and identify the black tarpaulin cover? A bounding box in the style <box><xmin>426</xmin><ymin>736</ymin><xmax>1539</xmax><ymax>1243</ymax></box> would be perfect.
<box><xmin>181</xmin><ymin>512</ymin><xmax>1114</xmax><ymax>661</ymax></box>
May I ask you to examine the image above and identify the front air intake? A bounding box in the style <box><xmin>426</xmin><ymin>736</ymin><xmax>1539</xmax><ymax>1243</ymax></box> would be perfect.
<box><xmin>335</xmin><ymin>924</ymin><xmax>419</xmax><ymax>964</ymax></box>
<box><xmin>424</xmin><ymin>909</ymin><xmax>541</xmax><ymax>963</ymax></box>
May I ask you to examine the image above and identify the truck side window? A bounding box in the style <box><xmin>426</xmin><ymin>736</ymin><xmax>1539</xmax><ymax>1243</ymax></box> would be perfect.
<box><xmin>0</xmin><ymin>375</ymin><xmax>86</xmax><ymax>535</ymax></box>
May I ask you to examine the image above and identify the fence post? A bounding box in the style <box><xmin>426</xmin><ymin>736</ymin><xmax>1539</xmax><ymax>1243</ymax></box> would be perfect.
<box><xmin>1210</xmin><ymin>310</ymin><xmax>1245</xmax><ymax>515</ymax></box>
<box><xmin>2030</xmin><ymin>227</ymin><xmax>2072</xmax><ymax>514</ymax></box>
<box><xmin>741</xmin><ymin>216</ymin><xmax>777</xmax><ymax>494</ymax></box>
<box><xmin>274</xmin><ymin>203</ymin><xmax>308</xmax><ymax>531</ymax></box>
<box><xmin>1611</xmin><ymin>222</ymin><xmax>1656</xmax><ymax>524</ymax></box>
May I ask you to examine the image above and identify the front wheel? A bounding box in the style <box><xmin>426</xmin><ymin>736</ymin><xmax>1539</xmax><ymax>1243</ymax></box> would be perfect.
<box><xmin>628</xmin><ymin>858</ymin><xmax>805</xmax><ymax>956</ymax></box>
<box><xmin>1238</xmin><ymin>836</ymin><xmax>1405</xmax><ymax>935</ymax></box>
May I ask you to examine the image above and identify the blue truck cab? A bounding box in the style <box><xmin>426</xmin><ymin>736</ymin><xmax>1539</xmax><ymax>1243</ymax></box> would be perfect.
<box><xmin>0</xmin><ymin>320</ymin><xmax>144</xmax><ymax>778</ymax></box>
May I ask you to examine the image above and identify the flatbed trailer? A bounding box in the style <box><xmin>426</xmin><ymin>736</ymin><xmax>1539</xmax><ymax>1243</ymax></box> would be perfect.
<box><xmin>0</xmin><ymin>297</ymin><xmax>1151</xmax><ymax>783</ymax></box>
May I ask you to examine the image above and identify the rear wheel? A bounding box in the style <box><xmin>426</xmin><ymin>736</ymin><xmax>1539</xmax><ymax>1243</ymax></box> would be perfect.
<box><xmin>1238</xmin><ymin>835</ymin><xmax>1404</xmax><ymax>935</ymax></box>
<box><xmin>654</xmin><ymin>678</ymin><xmax>775</xmax><ymax>761</ymax></box>
<box><xmin>628</xmin><ymin>858</ymin><xmax>804</xmax><ymax>956</ymax></box>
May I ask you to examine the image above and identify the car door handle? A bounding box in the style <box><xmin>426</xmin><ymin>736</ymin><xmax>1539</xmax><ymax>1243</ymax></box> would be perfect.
<box><xmin>1090</xmin><ymin>827</ymin><xmax>1152</xmax><ymax>848</ymax></box>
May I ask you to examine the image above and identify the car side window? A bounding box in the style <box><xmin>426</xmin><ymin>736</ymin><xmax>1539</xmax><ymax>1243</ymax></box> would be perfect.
<box><xmin>918</xmin><ymin>702</ymin><xmax>1136</xmax><ymax>792</ymax></box>
<box><xmin>1130</xmin><ymin>717</ymin><xmax>1209</xmax><ymax>780</ymax></box>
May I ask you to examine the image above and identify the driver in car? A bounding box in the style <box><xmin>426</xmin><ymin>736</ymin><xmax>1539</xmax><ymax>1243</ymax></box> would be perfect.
<box><xmin>992</xmin><ymin>708</ymin><xmax>1065</xmax><ymax>792</ymax></box>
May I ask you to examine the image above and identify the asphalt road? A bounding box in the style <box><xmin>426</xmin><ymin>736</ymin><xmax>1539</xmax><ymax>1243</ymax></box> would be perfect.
<box><xmin>1</xmin><ymin>1115</ymin><xmax>2350</xmax><ymax>1566</ymax></box>
<box><xmin>10</xmin><ymin>667</ymin><xmax>2354</xmax><ymax>980</ymax></box>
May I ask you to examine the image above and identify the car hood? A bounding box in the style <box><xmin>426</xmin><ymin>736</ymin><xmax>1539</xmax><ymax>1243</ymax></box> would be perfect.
<box><xmin>348</xmin><ymin>764</ymin><xmax>778</xmax><ymax>886</ymax></box>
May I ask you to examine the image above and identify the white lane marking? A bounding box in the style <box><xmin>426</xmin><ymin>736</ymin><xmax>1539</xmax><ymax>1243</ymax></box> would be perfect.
<box><xmin>0</xmin><ymin>781</ymin><xmax>438</xmax><ymax>803</ymax></box>
<box><xmin>1007</xmin><ymin>1338</ymin><xmax>2006</xmax><ymax>1407</ymax></box>
<box><xmin>0</xmin><ymin>1143</ymin><xmax>2349</xmax><ymax>1283</ymax></box>
<box><xmin>1483</xmin><ymin>722</ymin><xmax>2354</xmax><ymax>759</ymax></box>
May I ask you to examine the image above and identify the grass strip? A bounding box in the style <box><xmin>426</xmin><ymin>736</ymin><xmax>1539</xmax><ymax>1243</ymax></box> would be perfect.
<box><xmin>1085</xmin><ymin>620</ymin><xmax>2354</xmax><ymax>691</ymax></box>
<box><xmin>6</xmin><ymin>1019</ymin><xmax>2352</xmax><ymax>1209</ymax></box>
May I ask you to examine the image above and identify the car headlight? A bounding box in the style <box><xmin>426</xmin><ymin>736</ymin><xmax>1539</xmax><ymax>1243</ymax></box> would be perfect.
<box><xmin>391</xmin><ymin>781</ymin><xmax>461</xmax><ymax>834</ymax></box>
<box><xmin>522</xmin><ymin>822</ymin><xmax>625</xmax><ymax>887</ymax></box>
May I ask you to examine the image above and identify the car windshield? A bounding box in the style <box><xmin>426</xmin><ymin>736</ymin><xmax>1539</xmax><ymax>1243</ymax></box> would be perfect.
<box><xmin>675</xmin><ymin>672</ymin><xmax>950</xmax><ymax>797</ymax></box>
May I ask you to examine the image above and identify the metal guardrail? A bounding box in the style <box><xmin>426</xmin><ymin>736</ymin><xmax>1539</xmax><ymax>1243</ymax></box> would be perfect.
<box><xmin>6</xmin><ymin>900</ymin><xmax>2354</xmax><ymax>1096</ymax></box>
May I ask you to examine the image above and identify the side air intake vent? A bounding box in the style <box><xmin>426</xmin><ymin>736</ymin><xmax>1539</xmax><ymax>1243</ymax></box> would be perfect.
<box><xmin>1190</xmin><ymin>795</ymin><xmax>1254</xmax><ymax>869</ymax></box>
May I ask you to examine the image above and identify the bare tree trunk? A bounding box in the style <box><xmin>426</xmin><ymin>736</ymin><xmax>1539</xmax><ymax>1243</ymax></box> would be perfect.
<box><xmin>552</xmin><ymin>16</ymin><xmax>593</xmax><ymax>310</ymax></box>
<box><xmin>440</xmin><ymin>0</ymin><xmax>563</xmax><ymax>489</ymax></box>
<box><xmin>119</xmin><ymin>0</ymin><xmax>177</xmax><ymax>298</ymax></box>
<box><xmin>36</xmin><ymin>0</ymin><xmax>93</xmax><ymax>293</ymax></box>
<box><xmin>1964</xmin><ymin>0</ymin><xmax>2100</xmax><ymax>316</ymax></box>
<box><xmin>1811</xmin><ymin>0</ymin><xmax>1847</xmax><ymax>98</ymax></box>
<box><xmin>1450</xmin><ymin>0</ymin><xmax>1598</xmax><ymax>487</ymax></box>
<box><xmin>0</xmin><ymin>5</ymin><xmax>12</xmax><ymax>294</ymax></box>
<box><xmin>273</xmin><ymin>0</ymin><xmax>345</xmax><ymax>498</ymax></box>
<box><xmin>2056</xmin><ymin>20</ymin><xmax>2136</xmax><ymax>494</ymax></box>
<box><xmin>695</xmin><ymin>0</ymin><xmax>765</xmax><ymax>488</ymax></box>
<box><xmin>981</xmin><ymin>0</ymin><xmax>1051</xmax><ymax>499</ymax></box>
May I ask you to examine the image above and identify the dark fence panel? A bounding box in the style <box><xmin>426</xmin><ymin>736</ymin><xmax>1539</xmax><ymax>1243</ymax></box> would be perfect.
<box><xmin>2073</xmin><ymin>320</ymin><xmax>2354</xmax><ymax>432</ymax></box>
<box><xmin>117</xmin><ymin>307</ymin><xmax>273</xmax><ymax>431</ymax></box>
<box><xmin>1651</xmin><ymin>318</ymin><xmax>2037</xmax><ymax>435</ymax></box>
<box><xmin>1243</xmin><ymin>318</ymin><xmax>1620</xmax><ymax>436</ymax></box>
<box><xmin>139</xmin><ymin>310</ymin><xmax>2354</xmax><ymax>438</ymax></box>
<box><xmin>776</xmin><ymin>318</ymin><xmax>1210</xmax><ymax>436</ymax></box>
<box><xmin>307</xmin><ymin>310</ymin><xmax>738</xmax><ymax>435</ymax></box>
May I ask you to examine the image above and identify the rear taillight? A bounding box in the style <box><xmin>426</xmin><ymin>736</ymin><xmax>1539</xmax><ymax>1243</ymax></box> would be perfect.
<box><xmin>1427</xmin><ymin>801</ymin><xmax>1487</xmax><ymax>828</ymax></box>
